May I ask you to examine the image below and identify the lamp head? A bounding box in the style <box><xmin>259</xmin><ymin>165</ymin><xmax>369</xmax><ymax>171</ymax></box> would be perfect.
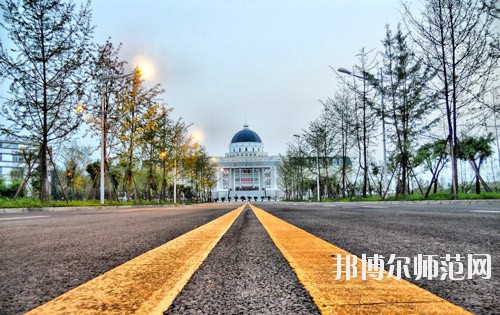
<box><xmin>337</xmin><ymin>68</ymin><xmax>352</xmax><ymax>75</ymax></box>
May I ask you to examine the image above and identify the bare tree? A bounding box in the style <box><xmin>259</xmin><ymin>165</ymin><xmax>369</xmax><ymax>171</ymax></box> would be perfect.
<box><xmin>313</xmin><ymin>115</ymin><xmax>338</xmax><ymax>197</ymax></box>
<box><xmin>90</xmin><ymin>40</ymin><xmax>127</xmax><ymax>159</ymax></box>
<box><xmin>338</xmin><ymin>48</ymin><xmax>378</xmax><ymax>197</ymax></box>
<box><xmin>403</xmin><ymin>0</ymin><xmax>499</xmax><ymax>196</ymax></box>
<box><xmin>290</xmin><ymin>135</ymin><xmax>308</xmax><ymax>199</ymax></box>
<box><xmin>322</xmin><ymin>87</ymin><xmax>355</xmax><ymax>198</ymax></box>
<box><xmin>0</xmin><ymin>0</ymin><xmax>94</xmax><ymax>202</ymax></box>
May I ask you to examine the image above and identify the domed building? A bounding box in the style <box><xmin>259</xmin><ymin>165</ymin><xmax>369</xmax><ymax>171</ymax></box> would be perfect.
<box><xmin>212</xmin><ymin>124</ymin><xmax>283</xmax><ymax>200</ymax></box>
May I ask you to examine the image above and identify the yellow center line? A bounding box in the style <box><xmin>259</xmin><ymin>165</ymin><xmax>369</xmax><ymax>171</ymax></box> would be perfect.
<box><xmin>26</xmin><ymin>205</ymin><xmax>246</xmax><ymax>315</ymax></box>
<box><xmin>249</xmin><ymin>204</ymin><xmax>472</xmax><ymax>315</ymax></box>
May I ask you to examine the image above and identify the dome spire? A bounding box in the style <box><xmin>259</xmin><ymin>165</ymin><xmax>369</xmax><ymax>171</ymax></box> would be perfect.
<box><xmin>230</xmin><ymin>124</ymin><xmax>262</xmax><ymax>143</ymax></box>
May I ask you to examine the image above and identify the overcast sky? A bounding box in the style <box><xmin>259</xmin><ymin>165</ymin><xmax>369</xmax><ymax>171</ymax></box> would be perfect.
<box><xmin>91</xmin><ymin>0</ymin><xmax>409</xmax><ymax>156</ymax></box>
<box><xmin>2</xmin><ymin>0</ymin><xmax>407</xmax><ymax>157</ymax></box>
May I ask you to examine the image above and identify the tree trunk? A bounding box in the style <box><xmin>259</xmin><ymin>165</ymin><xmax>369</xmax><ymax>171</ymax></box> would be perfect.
<box><xmin>436</xmin><ymin>0</ymin><xmax>456</xmax><ymax>197</ymax></box>
<box><xmin>362</xmin><ymin>83</ymin><xmax>368</xmax><ymax>197</ymax></box>
<box><xmin>475</xmin><ymin>175</ymin><xmax>480</xmax><ymax>194</ymax></box>
<box><xmin>425</xmin><ymin>156</ymin><xmax>443</xmax><ymax>198</ymax></box>
<box><xmin>468</xmin><ymin>160</ymin><xmax>491</xmax><ymax>193</ymax></box>
<box><xmin>40</xmin><ymin>24</ymin><xmax>49</xmax><ymax>203</ymax></box>
<box><xmin>425</xmin><ymin>170</ymin><xmax>436</xmax><ymax>198</ymax></box>
<box><xmin>448</xmin><ymin>2</ymin><xmax>459</xmax><ymax>197</ymax></box>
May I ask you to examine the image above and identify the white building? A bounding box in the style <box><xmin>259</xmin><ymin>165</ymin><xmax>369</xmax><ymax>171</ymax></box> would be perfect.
<box><xmin>212</xmin><ymin>124</ymin><xmax>283</xmax><ymax>200</ymax></box>
<box><xmin>0</xmin><ymin>139</ymin><xmax>25</xmax><ymax>185</ymax></box>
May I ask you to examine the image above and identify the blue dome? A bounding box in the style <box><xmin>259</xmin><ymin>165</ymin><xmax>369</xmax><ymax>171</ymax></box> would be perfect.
<box><xmin>231</xmin><ymin>124</ymin><xmax>262</xmax><ymax>143</ymax></box>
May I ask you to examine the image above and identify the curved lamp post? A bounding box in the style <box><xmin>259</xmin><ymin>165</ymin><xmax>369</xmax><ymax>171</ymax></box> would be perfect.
<box><xmin>338</xmin><ymin>67</ymin><xmax>387</xmax><ymax>194</ymax></box>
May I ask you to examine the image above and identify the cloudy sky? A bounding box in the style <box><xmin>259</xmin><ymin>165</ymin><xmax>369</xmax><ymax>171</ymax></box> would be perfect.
<box><xmin>3</xmin><ymin>0</ymin><xmax>407</xmax><ymax>157</ymax></box>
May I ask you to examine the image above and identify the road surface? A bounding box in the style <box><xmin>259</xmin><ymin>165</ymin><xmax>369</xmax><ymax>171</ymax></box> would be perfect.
<box><xmin>0</xmin><ymin>202</ymin><xmax>497</xmax><ymax>314</ymax></box>
<box><xmin>0</xmin><ymin>204</ymin><xmax>234</xmax><ymax>314</ymax></box>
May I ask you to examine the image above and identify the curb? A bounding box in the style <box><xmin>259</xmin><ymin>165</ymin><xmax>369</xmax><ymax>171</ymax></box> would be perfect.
<box><xmin>2</xmin><ymin>199</ymin><xmax>498</xmax><ymax>214</ymax></box>
<box><xmin>267</xmin><ymin>199</ymin><xmax>500</xmax><ymax>206</ymax></box>
<box><xmin>322</xmin><ymin>199</ymin><xmax>500</xmax><ymax>205</ymax></box>
<box><xmin>0</xmin><ymin>201</ymin><xmax>248</xmax><ymax>214</ymax></box>
<box><xmin>0</xmin><ymin>203</ymin><xmax>180</xmax><ymax>214</ymax></box>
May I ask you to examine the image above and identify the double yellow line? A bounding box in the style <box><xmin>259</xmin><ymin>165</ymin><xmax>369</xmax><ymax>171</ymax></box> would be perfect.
<box><xmin>250</xmin><ymin>204</ymin><xmax>471</xmax><ymax>315</ymax></box>
<box><xmin>27</xmin><ymin>204</ymin><xmax>471</xmax><ymax>314</ymax></box>
<box><xmin>27</xmin><ymin>204</ymin><xmax>245</xmax><ymax>315</ymax></box>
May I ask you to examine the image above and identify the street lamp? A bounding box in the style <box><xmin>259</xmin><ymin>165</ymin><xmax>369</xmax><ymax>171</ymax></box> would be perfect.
<box><xmin>338</xmin><ymin>66</ymin><xmax>387</xmax><ymax>195</ymax></box>
<box><xmin>173</xmin><ymin>157</ymin><xmax>177</xmax><ymax>204</ymax></box>
<box><xmin>190</xmin><ymin>133</ymin><xmax>201</xmax><ymax>201</ymax></box>
<box><xmin>75</xmin><ymin>103</ymin><xmax>86</xmax><ymax>114</ymax></box>
<box><xmin>338</xmin><ymin>68</ymin><xmax>364</xmax><ymax>80</ymax></box>
<box><xmin>159</xmin><ymin>151</ymin><xmax>167</xmax><ymax>203</ymax></box>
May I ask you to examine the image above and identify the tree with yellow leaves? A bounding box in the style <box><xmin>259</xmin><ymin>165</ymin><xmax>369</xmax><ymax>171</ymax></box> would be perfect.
<box><xmin>138</xmin><ymin>103</ymin><xmax>171</xmax><ymax>200</ymax></box>
<box><xmin>116</xmin><ymin>68</ymin><xmax>164</xmax><ymax>201</ymax></box>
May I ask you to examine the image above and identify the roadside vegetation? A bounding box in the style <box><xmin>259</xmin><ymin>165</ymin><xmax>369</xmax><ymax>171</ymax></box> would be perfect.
<box><xmin>0</xmin><ymin>0</ymin><xmax>217</xmax><ymax>205</ymax></box>
<box><xmin>0</xmin><ymin>197</ymin><xmax>174</xmax><ymax>209</ymax></box>
<box><xmin>322</xmin><ymin>192</ymin><xmax>500</xmax><ymax>203</ymax></box>
<box><xmin>278</xmin><ymin>0</ymin><xmax>499</xmax><ymax>201</ymax></box>
<box><xmin>0</xmin><ymin>1</ymin><xmax>498</xmax><ymax>205</ymax></box>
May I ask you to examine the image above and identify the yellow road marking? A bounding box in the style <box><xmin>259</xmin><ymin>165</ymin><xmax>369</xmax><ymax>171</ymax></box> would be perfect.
<box><xmin>249</xmin><ymin>204</ymin><xmax>472</xmax><ymax>315</ymax></box>
<box><xmin>26</xmin><ymin>205</ymin><xmax>245</xmax><ymax>315</ymax></box>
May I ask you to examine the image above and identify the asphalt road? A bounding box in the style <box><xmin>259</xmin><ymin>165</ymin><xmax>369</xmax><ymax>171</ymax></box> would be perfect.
<box><xmin>255</xmin><ymin>202</ymin><xmax>500</xmax><ymax>315</ymax></box>
<box><xmin>1</xmin><ymin>202</ymin><xmax>498</xmax><ymax>314</ymax></box>
<box><xmin>165</xmin><ymin>206</ymin><xmax>320</xmax><ymax>315</ymax></box>
<box><xmin>0</xmin><ymin>204</ymin><xmax>235</xmax><ymax>315</ymax></box>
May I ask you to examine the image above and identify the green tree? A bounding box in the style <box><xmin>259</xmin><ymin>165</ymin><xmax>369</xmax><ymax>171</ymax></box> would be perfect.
<box><xmin>0</xmin><ymin>0</ymin><xmax>94</xmax><ymax>202</ymax></box>
<box><xmin>290</xmin><ymin>136</ymin><xmax>308</xmax><ymax>199</ymax></box>
<box><xmin>116</xmin><ymin>68</ymin><xmax>164</xmax><ymax>201</ymax></box>
<box><xmin>457</xmin><ymin>135</ymin><xmax>494</xmax><ymax>194</ymax></box>
<box><xmin>377</xmin><ymin>25</ymin><xmax>436</xmax><ymax>196</ymax></box>
<box><xmin>169</xmin><ymin>119</ymin><xmax>195</xmax><ymax>203</ymax></box>
<box><xmin>85</xmin><ymin>161</ymin><xmax>100</xmax><ymax>199</ymax></box>
<box><xmin>188</xmin><ymin>147</ymin><xmax>217</xmax><ymax>202</ymax></box>
<box><xmin>155</xmin><ymin>108</ymin><xmax>175</xmax><ymax>202</ymax></box>
<box><xmin>138</xmin><ymin>103</ymin><xmax>170</xmax><ymax>200</ymax></box>
<box><xmin>276</xmin><ymin>152</ymin><xmax>296</xmax><ymax>200</ymax></box>
<box><xmin>60</xmin><ymin>142</ymin><xmax>92</xmax><ymax>200</ymax></box>
<box><xmin>414</xmin><ymin>139</ymin><xmax>449</xmax><ymax>198</ymax></box>
<box><xmin>0</xmin><ymin>176</ymin><xmax>22</xmax><ymax>198</ymax></box>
